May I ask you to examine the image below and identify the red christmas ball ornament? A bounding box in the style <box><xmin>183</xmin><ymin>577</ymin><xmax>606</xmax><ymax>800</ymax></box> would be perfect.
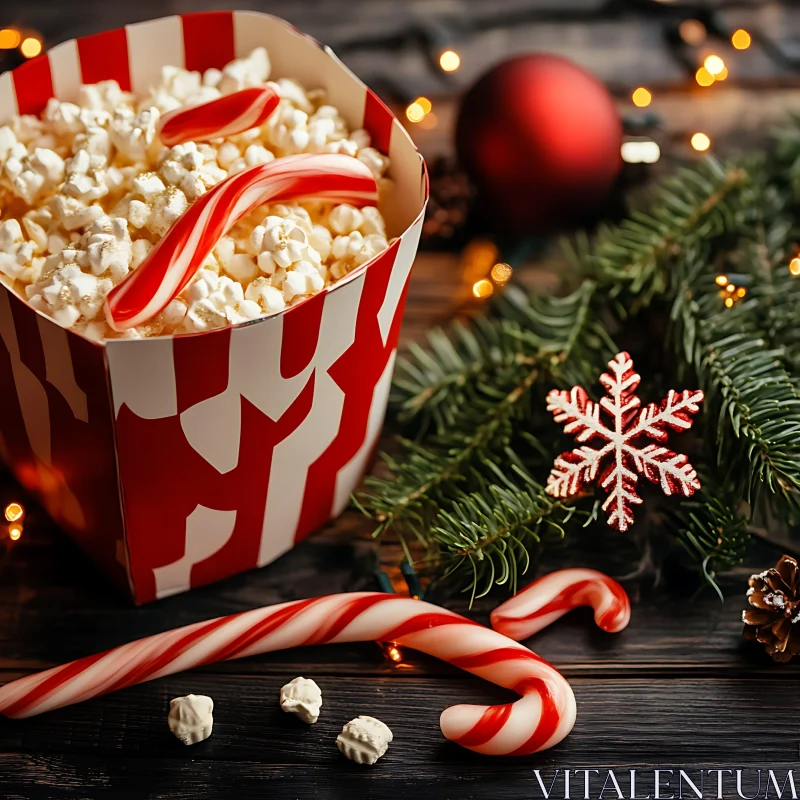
<box><xmin>456</xmin><ymin>54</ymin><xmax>623</xmax><ymax>233</ymax></box>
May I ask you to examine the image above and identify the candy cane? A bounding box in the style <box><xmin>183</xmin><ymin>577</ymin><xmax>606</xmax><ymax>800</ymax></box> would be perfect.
<box><xmin>158</xmin><ymin>86</ymin><xmax>280</xmax><ymax>146</ymax></box>
<box><xmin>491</xmin><ymin>568</ymin><xmax>631</xmax><ymax>641</ymax></box>
<box><xmin>104</xmin><ymin>153</ymin><xmax>378</xmax><ymax>331</ymax></box>
<box><xmin>0</xmin><ymin>573</ymin><xmax>630</xmax><ymax>756</ymax></box>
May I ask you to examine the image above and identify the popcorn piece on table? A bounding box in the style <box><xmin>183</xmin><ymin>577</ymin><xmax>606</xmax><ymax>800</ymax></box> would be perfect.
<box><xmin>168</xmin><ymin>694</ymin><xmax>214</xmax><ymax>746</ymax></box>
<box><xmin>279</xmin><ymin>677</ymin><xmax>322</xmax><ymax>724</ymax></box>
<box><xmin>337</xmin><ymin>716</ymin><xmax>393</xmax><ymax>765</ymax></box>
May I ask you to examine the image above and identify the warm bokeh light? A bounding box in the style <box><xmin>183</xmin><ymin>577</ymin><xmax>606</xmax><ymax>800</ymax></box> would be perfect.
<box><xmin>715</xmin><ymin>275</ymin><xmax>728</xmax><ymax>286</ymax></box>
<box><xmin>632</xmin><ymin>87</ymin><xmax>652</xmax><ymax>108</ymax></box>
<box><xmin>0</xmin><ymin>29</ymin><xmax>21</xmax><ymax>49</ymax></box>
<box><xmin>439</xmin><ymin>50</ymin><xmax>461</xmax><ymax>72</ymax></box>
<box><xmin>415</xmin><ymin>96</ymin><xmax>432</xmax><ymax>115</ymax></box>
<box><xmin>418</xmin><ymin>111</ymin><xmax>438</xmax><ymax>130</ymax></box>
<box><xmin>621</xmin><ymin>139</ymin><xmax>661</xmax><ymax>164</ymax></box>
<box><xmin>736</xmin><ymin>287</ymin><xmax>747</xmax><ymax>298</ymax></box>
<box><xmin>691</xmin><ymin>132</ymin><xmax>711</xmax><ymax>152</ymax></box>
<box><xmin>20</xmin><ymin>37</ymin><xmax>42</xmax><ymax>58</ymax></box>
<box><xmin>491</xmin><ymin>263</ymin><xmax>513</xmax><ymax>284</ymax></box>
<box><xmin>4</xmin><ymin>502</ymin><xmax>24</xmax><ymax>522</ymax></box>
<box><xmin>695</xmin><ymin>67</ymin><xmax>715</xmax><ymax>87</ymax></box>
<box><xmin>386</xmin><ymin>644</ymin><xmax>403</xmax><ymax>663</ymax></box>
<box><xmin>679</xmin><ymin>19</ymin><xmax>707</xmax><ymax>46</ymax></box>
<box><xmin>461</xmin><ymin>239</ymin><xmax>499</xmax><ymax>282</ymax></box>
<box><xmin>472</xmin><ymin>279</ymin><xmax>494</xmax><ymax>299</ymax></box>
<box><xmin>8</xmin><ymin>523</ymin><xmax>22</xmax><ymax>541</ymax></box>
<box><xmin>704</xmin><ymin>55</ymin><xmax>725</xmax><ymax>76</ymax></box>
<box><xmin>732</xmin><ymin>29</ymin><xmax>752</xmax><ymax>50</ymax></box>
<box><xmin>724</xmin><ymin>297</ymin><xmax>734</xmax><ymax>308</ymax></box>
<box><xmin>405</xmin><ymin>102</ymin><xmax>425</xmax><ymax>123</ymax></box>
<box><xmin>790</xmin><ymin>258</ymin><xmax>800</xmax><ymax>276</ymax></box>
<box><xmin>726</xmin><ymin>284</ymin><xmax>735</xmax><ymax>293</ymax></box>
<box><xmin>715</xmin><ymin>66</ymin><xmax>728</xmax><ymax>81</ymax></box>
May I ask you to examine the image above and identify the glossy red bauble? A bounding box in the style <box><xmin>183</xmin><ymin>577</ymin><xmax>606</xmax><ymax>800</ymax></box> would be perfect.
<box><xmin>456</xmin><ymin>54</ymin><xmax>623</xmax><ymax>232</ymax></box>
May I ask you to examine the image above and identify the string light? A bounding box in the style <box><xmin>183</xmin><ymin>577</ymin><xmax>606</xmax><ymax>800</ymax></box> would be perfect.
<box><xmin>439</xmin><ymin>50</ymin><xmax>461</xmax><ymax>72</ymax></box>
<box><xmin>715</xmin><ymin>66</ymin><xmax>728</xmax><ymax>81</ymax></box>
<box><xmin>0</xmin><ymin>29</ymin><xmax>21</xmax><ymax>49</ymax></box>
<box><xmin>631</xmin><ymin>87</ymin><xmax>652</xmax><ymax>108</ymax></box>
<box><xmin>621</xmin><ymin>139</ymin><xmax>661</xmax><ymax>164</ymax></box>
<box><xmin>20</xmin><ymin>37</ymin><xmax>42</xmax><ymax>58</ymax></box>
<box><xmin>790</xmin><ymin>258</ymin><xmax>800</xmax><ymax>276</ymax></box>
<box><xmin>4</xmin><ymin>502</ymin><xmax>24</xmax><ymax>523</ymax></box>
<box><xmin>691</xmin><ymin>132</ymin><xmax>711</xmax><ymax>152</ymax></box>
<box><xmin>732</xmin><ymin>29</ymin><xmax>752</xmax><ymax>50</ymax></box>
<box><xmin>695</xmin><ymin>67</ymin><xmax>715</xmax><ymax>87</ymax></box>
<box><xmin>385</xmin><ymin>644</ymin><xmax>403</xmax><ymax>663</ymax></box>
<box><xmin>704</xmin><ymin>55</ymin><xmax>726</xmax><ymax>76</ymax></box>
<box><xmin>717</xmin><ymin>276</ymin><xmax>747</xmax><ymax>307</ymax></box>
<box><xmin>490</xmin><ymin>263</ymin><xmax>513</xmax><ymax>284</ymax></box>
<box><xmin>8</xmin><ymin>523</ymin><xmax>22</xmax><ymax>541</ymax></box>
<box><xmin>679</xmin><ymin>19</ymin><xmax>707</xmax><ymax>46</ymax></box>
<box><xmin>405</xmin><ymin>102</ymin><xmax>426</xmax><ymax>123</ymax></box>
<box><xmin>461</xmin><ymin>239</ymin><xmax>499</xmax><ymax>283</ymax></box>
<box><xmin>472</xmin><ymin>279</ymin><xmax>494</xmax><ymax>299</ymax></box>
<box><xmin>415</xmin><ymin>97</ymin><xmax>432</xmax><ymax>115</ymax></box>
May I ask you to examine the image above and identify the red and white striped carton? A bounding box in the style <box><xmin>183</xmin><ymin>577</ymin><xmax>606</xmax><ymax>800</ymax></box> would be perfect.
<box><xmin>0</xmin><ymin>11</ymin><xmax>427</xmax><ymax>604</ymax></box>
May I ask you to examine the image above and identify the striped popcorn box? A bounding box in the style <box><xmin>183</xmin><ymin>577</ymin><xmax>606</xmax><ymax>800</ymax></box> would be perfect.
<box><xmin>0</xmin><ymin>11</ymin><xmax>427</xmax><ymax>603</ymax></box>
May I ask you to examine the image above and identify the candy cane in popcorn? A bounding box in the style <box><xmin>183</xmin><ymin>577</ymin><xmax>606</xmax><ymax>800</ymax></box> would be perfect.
<box><xmin>0</xmin><ymin>572</ymin><xmax>630</xmax><ymax>756</ymax></box>
<box><xmin>104</xmin><ymin>153</ymin><xmax>378</xmax><ymax>331</ymax></box>
<box><xmin>158</xmin><ymin>86</ymin><xmax>280</xmax><ymax>146</ymax></box>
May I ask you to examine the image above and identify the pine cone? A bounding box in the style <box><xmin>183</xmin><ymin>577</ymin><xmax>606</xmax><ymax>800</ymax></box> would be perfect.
<box><xmin>742</xmin><ymin>555</ymin><xmax>800</xmax><ymax>662</ymax></box>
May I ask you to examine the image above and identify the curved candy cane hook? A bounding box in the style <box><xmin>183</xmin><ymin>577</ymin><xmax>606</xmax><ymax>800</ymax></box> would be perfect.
<box><xmin>491</xmin><ymin>568</ymin><xmax>631</xmax><ymax>641</ymax></box>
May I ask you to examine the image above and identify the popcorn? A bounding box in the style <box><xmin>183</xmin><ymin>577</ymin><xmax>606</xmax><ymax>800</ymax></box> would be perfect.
<box><xmin>252</xmin><ymin>215</ymin><xmax>320</xmax><ymax>275</ymax></box>
<box><xmin>63</xmin><ymin>149</ymin><xmax>109</xmax><ymax>204</ymax></box>
<box><xmin>218</xmin><ymin>47</ymin><xmax>270</xmax><ymax>94</ymax></box>
<box><xmin>85</xmin><ymin>216</ymin><xmax>132</xmax><ymax>282</ymax></box>
<box><xmin>4</xmin><ymin>147</ymin><xmax>66</xmax><ymax>205</ymax></box>
<box><xmin>168</xmin><ymin>694</ymin><xmax>214</xmax><ymax>746</ymax></box>
<box><xmin>337</xmin><ymin>716</ymin><xmax>393</xmax><ymax>765</ymax></box>
<box><xmin>245</xmin><ymin>277</ymin><xmax>286</xmax><ymax>314</ymax></box>
<box><xmin>109</xmin><ymin>107</ymin><xmax>160</xmax><ymax>162</ymax></box>
<box><xmin>279</xmin><ymin>677</ymin><xmax>322</xmax><ymax>724</ymax></box>
<box><xmin>0</xmin><ymin>46</ymin><xmax>391</xmax><ymax>339</ymax></box>
<box><xmin>328</xmin><ymin>204</ymin><xmax>364</xmax><ymax>236</ymax></box>
<box><xmin>31</xmin><ymin>259</ymin><xmax>112</xmax><ymax>327</ymax></box>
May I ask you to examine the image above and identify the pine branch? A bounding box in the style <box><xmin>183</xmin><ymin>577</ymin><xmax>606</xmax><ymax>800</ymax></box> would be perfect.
<box><xmin>430</xmin><ymin>458</ymin><xmax>595</xmax><ymax>605</ymax></box>
<box><xmin>671</xmin><ymin>253</ymin><xmax>800</xmax><ymax>514</ymax></box>
<box><xmin>669</xmin><ymin>481</ymin><xmax>750</xmax><ymax>600</ymax></box>
<box><xmin>584</xmin><ymin>158</ymin><xmax>750</xmax><ymax>309</ymax></box>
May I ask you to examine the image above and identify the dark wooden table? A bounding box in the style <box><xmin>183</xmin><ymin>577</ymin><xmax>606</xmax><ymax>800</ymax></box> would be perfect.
<box><xmin>0</xmin><ymin>252</ymin><xmax>797</xmax><ymax>800</ymax></box>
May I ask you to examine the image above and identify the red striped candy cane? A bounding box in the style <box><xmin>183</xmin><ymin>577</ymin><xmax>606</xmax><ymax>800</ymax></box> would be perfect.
<box><xmin>0</xmin><ymin>593</ymin><xmax>573</xmax><ymax>755</ymax></box>
<box><xmin>158</xmin><ymin>86</ymin><xmax>280</xmax><ymax>146</ymax></box>
<box><xmin>104</xmin><ymin>153</ymin><xmax>378</xmax><ymax>331</ymax></box>
<box><xmin>0</xmin><ymin>573</ymin><xmax>630</xmax><ymax>756</ymax></box>
<box><xmin>491</xmin><ymin>568</ymin><xmax>631</xmax><ymax>642</ymax></box>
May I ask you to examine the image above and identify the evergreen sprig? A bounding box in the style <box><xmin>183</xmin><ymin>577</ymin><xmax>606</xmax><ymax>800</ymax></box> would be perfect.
<box><xmin>356</xmin><ymin>117</ymin><xmax>800</xmax><ymax>599</ymax></box>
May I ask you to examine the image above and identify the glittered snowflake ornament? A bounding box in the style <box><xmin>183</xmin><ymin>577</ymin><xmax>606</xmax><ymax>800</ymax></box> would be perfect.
<box><xmin>545</xmin><ymin>352</ymin><xmax>703</xmax><ymax>532</ymax></box>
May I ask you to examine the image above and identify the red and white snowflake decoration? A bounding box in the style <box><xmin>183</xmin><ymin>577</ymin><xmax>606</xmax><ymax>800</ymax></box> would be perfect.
<box><xmin>545</xmin><ymin>352</ymin><xmax>704</xmax><ymax>532</ymax></box>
